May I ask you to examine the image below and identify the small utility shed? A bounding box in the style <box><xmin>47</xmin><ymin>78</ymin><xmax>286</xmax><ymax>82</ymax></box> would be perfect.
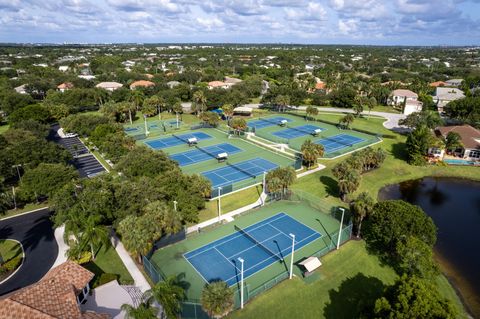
<box><xmin>233</xmin><ymin>106</ymin><xmax>252</xmax><ymax>116</ymax></box>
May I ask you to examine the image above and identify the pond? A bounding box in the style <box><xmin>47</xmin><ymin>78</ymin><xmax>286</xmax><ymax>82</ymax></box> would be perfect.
<box><xmin>378</xmin><ymin>177</ymin><xmax>480</xmax><ymax>316</ymax></box>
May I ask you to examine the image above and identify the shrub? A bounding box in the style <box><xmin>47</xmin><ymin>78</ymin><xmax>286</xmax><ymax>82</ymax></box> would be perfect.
<box><xmin>0</xmin><ymin>255</ymin><xmax>23</xmax><ymax>273</ymax></box>
<box><xmin>98</xmin><ymin>273</ymin><xmax>118</xmax><ymax>286</ymax></box>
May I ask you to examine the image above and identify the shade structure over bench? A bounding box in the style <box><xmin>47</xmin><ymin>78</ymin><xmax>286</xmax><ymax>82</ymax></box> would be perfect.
<box><xmin>299</xmin><ymin>256</ymin><xmax>322</xmax><ymax>273</ymax></box>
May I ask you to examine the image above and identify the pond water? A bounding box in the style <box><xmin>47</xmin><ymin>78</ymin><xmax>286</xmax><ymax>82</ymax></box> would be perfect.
<box><xmin>378</xmin><ymin>177</ymin><xmax>480</xmax><ymax>316</ymax></box>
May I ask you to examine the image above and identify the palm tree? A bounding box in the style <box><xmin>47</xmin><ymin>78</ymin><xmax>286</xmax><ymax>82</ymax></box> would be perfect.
<box><xmin>339</xmin><ymin>114</ymin><xmax>354</xmax><ymax>129</ymax></box>
<box><xmin>79</xmin><ymin>214</ymin><xmax>110</xmax><ymax>260</ymax></box>
<box><xmin>337</xmin><ymin>170</ymin><xmax>361</xmax><ymax>202</ymax></box>
<box><xmin>301</xmin><ymin>140</ymin><xmax>324</xmax><ymax>168</ymax></box>
<box><xmin>275</xmin><ymin>95</ymin><xmax>290</xmax><ymax>112</ymax></box>
<box><xmin>305</xmin><ymin>105</ymin><xmax>318</xmax><ymax>121</ymax></box>
<box><xmin>350</xmin><ymin>192</ymin><xmax>375</xmax><ymax>238</ymax></box>
<box><xmin>172</xmin><ymin>99</ymin><xmax>183</xmax><ymax>121</ymax></box>
<box><xmin>151</xmin><ymin>275</ymin><xmax>186</xmax><ymax>319</ymax></box>
<box><xmin>143</xmin><ymin>96</ymin><xmax>160</xmax><ymax>117</ymax></box>
<box><xmin>222</xmin><ymin>103</ymin><xmax>234</xmax><ymax>125</ymax></box>
<box><xmin>144</xmin><ymin>201</ymin><xmax>182</xmax><ymax>235</ymax></box>
<box><xmin>230</xmin><ymin>118</ymin><xmax>247</xmax><ymax>135</ymax></box>
<box><xmin>119</xmin><ymin>101</ymin><xmax>136</xmax><ymax>125</ymax></box>
<box><xmin>121</xmin><ymin>293</ymin><xmax>158</xmax><ymax>319</ymax></box>
<box><xmin>193</xmin><ymin>90</ymin><xmax>207</xmax><ymax>117</ymax></box>
<box><xmin>445</xmin><ymin>132</ymin><xmax>462</xmax><ymax>150</ymax></box>
<box><xmin>201</xmin><ymin>281</ymin><xmax>234</xmax><ymax>319</ymax></box>
<box><xmin>130</xmin><ymin>90</ymin><xmax>145</xmax><ymax>111</ymax></box>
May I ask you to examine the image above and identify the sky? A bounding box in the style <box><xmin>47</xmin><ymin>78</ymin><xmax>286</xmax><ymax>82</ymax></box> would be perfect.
<box><xmin>0</xmin><ymin>0</ymin><xmax>479</xmax><ymax>45</ymax></box>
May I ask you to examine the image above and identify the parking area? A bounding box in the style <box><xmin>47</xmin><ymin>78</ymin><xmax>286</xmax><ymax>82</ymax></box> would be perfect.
<box><xmin>73</xmin><ymin>155</ymin><xmax>106</xmax><ymax>178</ymax></box>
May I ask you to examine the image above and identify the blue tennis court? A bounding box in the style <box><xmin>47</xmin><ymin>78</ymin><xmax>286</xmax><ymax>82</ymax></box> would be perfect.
<box><xmin>170</xmin><ymin>143</ymin><xmax>242</xmax><ymax>166</ymax></box>
<box><xmin>315</xmin><ymin>134</ymin><xmax>365</xmax><ymax>153</ymax></box>
<box><xmin>247</xmin><ymin>117</ymin><xmax>292</xmax><ymax>129</ymax></box>
<box><xmin>124</xmin><ymin>127</ymin><xmax>139</xmax><ymax>132</ymax></box>
<box><xmin>144</xmin><ymin>132</ymin><xmax>212</xmax><ymax>150</ymax></box>
<box><xmin>184</xmin><ymin>213</ymin><xmax>322</xmax><ymax>286</ymax></box>
<box><xmin>272</xmin><ymin>124</ymin><xmax>324</xmax><ymax>139</ymax></box>
<box><xmin>202</xmin><ymin>157</ymin><xmax>278</xmax><ymax>188</ymax></box>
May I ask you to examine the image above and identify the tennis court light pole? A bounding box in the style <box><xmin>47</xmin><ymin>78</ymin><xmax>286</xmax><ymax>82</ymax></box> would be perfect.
<box><xmin>289</xmin><ymin>233</ymin><xmax>295</xmax><ymax>279</ymax></box>
<box><xmin>218</xmin><ymin>187</ymin><xmax>222</xmax><ymax>221</ymax></box>
<box><xmin>144</xmin><ymin>115</ymin><xmax>149</xmax><ymax>136</ymax></box>
<box><xmin>238</xmin><ymin>257</ymin><xmax>244</xmax><ymax>309</ymax></box>
<box><xmin>173</xmin><ymin>200</ymin><xmax>177</xmax><ymax>212</ymax></box>
<box><xmin>336</xmin><ymin>208</ymin><xmax>345</xmax><ymax>250</ymax></box>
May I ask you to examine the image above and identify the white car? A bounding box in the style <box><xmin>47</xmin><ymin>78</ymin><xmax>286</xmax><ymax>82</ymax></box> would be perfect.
<box><xmin>64</xmin><ymin>133</ymin><xmax>78</xmax><ymax>138</ymax></box>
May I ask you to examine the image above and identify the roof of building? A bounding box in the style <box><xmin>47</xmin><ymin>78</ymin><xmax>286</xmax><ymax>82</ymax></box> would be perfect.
<box><xmin>95</xmin><ymin>81</ymin><xmax>123</xmax><ymax>89</ymax></box>
<box><xmin>224</xmin><ymin>77</ymin><xmax>242</xmax><ymax>84</ymax></box>
<box><xmin>434</xmin><ymin>87</ymin><xmax>465</xmax><ymax>101</ymax></box>
<box><xmin>437</xmin><ymin>125</ymin><xmax>480</xmax><ymax>149</ymax></box>
<box><xmin>144</xmin><ymin>74</ymin><xmax>154</xmax><ymax>79</ymax></box>
<box><xmin>315</xmin><ymin>81</ymin><xmax>326</xmax><ymax>90</ymax></box>
<box><xmin>208</xmin><ymin>81</ymin><xmax>226</xmax><ymax>87</ymax></box>
<box><xmin>130</xmin><ymin>80</ymin><xmax>155</xmax><ymax>89</ymax></box>
<box><xmin>391</xmin><ymin>89</ymin><xmax>418</xmax><ymax>98</ymax></box>
<box><xmin>429</xmin><ymin>81</ymin><xmax>448</xmax><ymax>87</ymax></box>
<box><xmin>57</xmin><ymin>82</ymin><xmax>74</xmax><ymax>89</ymax></box>
<box><xmin>0</xmin><ymin>261</ymin><xmax>108</xmax><ymax>319</ymax></box>
<box><xmin>445</xmin><ymin>78</ymin><xmax>463</xmax><ymax>85</ymax></box>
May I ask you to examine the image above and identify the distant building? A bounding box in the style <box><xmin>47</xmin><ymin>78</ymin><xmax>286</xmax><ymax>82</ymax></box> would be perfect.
<box><xmin>166</xmin><ymin>81</ymin><xmax>181</xmax><ymax>89</ymax></box>
<box><xmin>95</xmin><ymin>81</ymin><xmax>123</xmax><ymax>91</ymax></box>
<box><xmin>429</xmin><ymin>81</ymin><xmax>448</xmax><ymax>87</ymax></box>
<box><xmin>78</xmin><ymin>75</ymin><xmax>96</xmax><ymax>80</ymax></box>
<box><xmin>0</xmin><ymin>261</ymin><xmax>109</xmax><ymax>319</ymax></box>
<box><xmin>58</xmin><ymin>66</ymin><xmax>69</xmax><ymax>72</ymax></box>
<box><xmin>224</xmin><ymin>77</ymin><xmax>243</xmax><ymax>85</ymax></box>
<box><xmin>429</xmin><ymin>125</ymin><xmax>480</xmax><ymax>162</ymax></box>
<box><xmin>144</xmin><ymin>73</ymin><xmax>154</xmax><ymax>79</ymax></box>
<box><xmin>130</xmin><ymin>80</ymin><xmax>155</xmax><ymax>90</ymax></box>
<box><xmin>14</xmin><ymin>84</ymin><xmax>27</xmax><ymax>94</ymax></box>
<box><xmin>445</xmin><ymin>79</ymin><xmax>463</xmax><ymax>87</ymax></box>
<box><xmin>208</xmin><ymin>81</ymin><xmax>230</xmax><ymax>90</ymax></box>
<box><xmin>388</xmin><ymin>89</ymin><xmax>422</xmax><ymax>115</ymax></box>
<box><xmin>433</xmin><ymin>87</ymin><xmax>465</xmax><ymax>113</ymax></box>
<box><xmin>57</xmin><ymin>82</ymin><xmax>74</xmax><ymax>92</ymax></box>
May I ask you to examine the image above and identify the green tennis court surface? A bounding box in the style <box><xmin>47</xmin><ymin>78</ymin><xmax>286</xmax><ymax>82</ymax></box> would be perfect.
<box><xmin>251</xmin><ymin>113</ymin><xmax>380</xmax><ymax>158</ymax></box>
<box><xmin>184</xmin><ymin>212</ymin><xmax>322</xmax><ymax>286</ymax></box>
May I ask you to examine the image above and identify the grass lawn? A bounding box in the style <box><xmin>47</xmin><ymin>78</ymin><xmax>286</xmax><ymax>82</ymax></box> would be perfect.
<box><xmin>195</xmin><ymin>185</ymin><xmax>262</xmax><ymax>224</ymax></box>
<box><xmin>0</xmin><ymin>124</ymin><xmax>9</xmax><ymax>135</ymax></box>
<box><xmin>2</xmin><ymin>202</ymin><xmax>49</xmax><ymax>220</ymax></box>
<box><xmin>83</xmin><ymin>243</ymin><xmax>133</xmax><ymax>287</ymax></box>
<box><xmin>228</xmin><ymin>240</ymin><xmax>466</xmax><ymax>319</ymax></box>
<box><xmin>0</xmin><ymin>239</ymin><xmax>23</xmax><ymax>262</ymax></box>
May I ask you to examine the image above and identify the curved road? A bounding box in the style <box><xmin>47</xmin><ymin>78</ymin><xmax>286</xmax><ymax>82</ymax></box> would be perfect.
<box><xmin>0</xmin><ymin>209</ymin><xmax>58</xmax><ymax>295</ymax></box>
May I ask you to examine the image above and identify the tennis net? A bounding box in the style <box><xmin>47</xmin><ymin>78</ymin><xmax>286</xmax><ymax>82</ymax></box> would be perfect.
<box><xmin>172</xmin><ymin>133</ymin><xmax>189</xmax><ymax>143</ymax></box>
<box><xmin>234</xmin><ymin>225</ymin><xmax>282</xmax><ymax>261</ymax></box>
<box><xmin>287</xmin><ymin>125</ymin><xmax>316</xmax><ymax>135</ymax></box>
<box><xmin>226</xmin><ymin>161</ymin><xmax>257</xmax><ymax>179</ymax></box>
<box><xmin>195</xmin><ymin>145</ymin><xmax>218</xmax><ymax>159</ymax></box>
<box><xmin>319</xmin><ymin>136</ymin><xmax>354</xmax><ymax>147</ymax></box>
<box><xmin>259</xmin><ymin>117</ymin><xmax>282</xmax><ymax>125</ymax></box>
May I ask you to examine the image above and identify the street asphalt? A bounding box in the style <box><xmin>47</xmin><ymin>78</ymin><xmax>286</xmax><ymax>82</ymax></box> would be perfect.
<box><xmin>0</xmin><ymin>208</ymin><xmax>58</xmax><ymax>296</ymax></box>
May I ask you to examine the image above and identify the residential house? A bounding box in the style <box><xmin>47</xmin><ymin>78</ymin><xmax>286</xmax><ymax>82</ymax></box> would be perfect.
<box><xmin>429</xmin><ymin>125</ymin><xmax>480</xmax><ymax>162</ymax></box>
<box><xmin>144</xmin><ymin>74</ymin><xmax>154</xmax><ymax>79</ymax></box>
<box><xmin>433</xmin><ymin>87</ymin><xmax>465</xmax><ymax>113</ymax></box>
<box><xmin>95</xmin><ymin>82</ymin><xmax>123</xmax><ymax>91</ymax></box>
<box><xmin>0</xmin><ymin>261</ymin><xmax>109</xmax><ymax>319</ymax></box>
<box><xmin>130</xmin><ymin>80</ymin><xmax>155</xmax><ymax>90</ymax></box>
<box><xmin>166</xmin><ymin>81</ymin><xmax>181</xmax><ymax>89</ymax></box>
<box><xmin>224</xmin><ymin>77</ymin><xmax>243</xmax><ymax>86</ymax></box>
<box><xmin>388</xmin><ymin>89</ymin><xmax>422</xmax><ymax>115</ymax></box>
<box><xmin>445</xmin><ymin>79</ymin><xmax>463</xmax><ymax>87</ymax></box>
<box><xmin>57</xmin><ymin>82</ymin><xmax>74</xmax><ymax>92</ymax></box>
<box><xmin>58</xmin><ymin>66</ymin><xmax>69</xmax><ymax>72</ymax></box>
<box><xmin>429</xmin><ymin>81</ymin><xmax>448</xmax><ymax>87</ymax></box>
<box><xmin>207</xmin><ymin>81</ymin><xmax>230</xmax><ymax>90</ymax></box>
<box><xmin>14</xmin><ymin>84</ymin><xmax>27</xmax><ymax>94</ymax></box>
<box><xmin>78</xmin><ymin>75</ymin><xmax>96</xmax><ymax>80</ymax></box>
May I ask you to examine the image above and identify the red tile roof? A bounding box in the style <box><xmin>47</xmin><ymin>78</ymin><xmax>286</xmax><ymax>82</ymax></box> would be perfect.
<box><xmin>129</xmin><ymin>80</ymin><xmax>155</xmax><ymax>89</ymax></box>
<box><xmin>315</xmin><ymin>81</ymin><xmax>326</xmax><ymax>90</ymax></box>
<box><xmin>57</xmin><ymin>82</ymin><xmax>74</xmax><ymax>90</ymax></box>
<box><xmin>437</xmin><ymin>125</ymin><xmax>480</xmax><ymax>149</ymax></box>
<box><xmin>0</xmin><ymin>262</ymin><xmax>109</xmax><ymax>319</ymax></box>
<box><xmin>429</xmin><ymin>81</ymin><xmax>448</xmax><ymax>87</ymax></box>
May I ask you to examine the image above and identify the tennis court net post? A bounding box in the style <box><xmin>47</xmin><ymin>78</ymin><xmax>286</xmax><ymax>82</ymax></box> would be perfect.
<box><xmin>234</xmin><ymin>225</ymin><xmax>283</xmax><ymax>261</ymax></box>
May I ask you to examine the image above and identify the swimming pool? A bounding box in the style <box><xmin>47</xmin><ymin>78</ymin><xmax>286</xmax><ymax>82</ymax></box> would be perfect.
<box><xmin>443</xmin><ymin>159</ymin><xmax>478</xmax><ymax>166</ymax></box>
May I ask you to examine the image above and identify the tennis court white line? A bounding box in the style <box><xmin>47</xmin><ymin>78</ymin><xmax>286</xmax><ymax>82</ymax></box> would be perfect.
<box><xmin>214</xmin><ymin>247</ymin><xmax>241</xmax><ymax>272</ymax></box>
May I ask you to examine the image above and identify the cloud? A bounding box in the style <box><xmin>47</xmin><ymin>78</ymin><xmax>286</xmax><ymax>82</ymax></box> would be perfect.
<box><xmin>285</xmin><ymin>2</ymin><xmax>327</xmax><ymax>21</ymax></box>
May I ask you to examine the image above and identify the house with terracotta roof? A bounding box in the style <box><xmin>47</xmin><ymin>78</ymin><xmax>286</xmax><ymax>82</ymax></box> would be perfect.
<box><xmin>207</xmin><ymin>81</ymin><xmax>230</xmax><ymax>90</ymax></box>
<box><xmin>129</xmin><ymin>80</ymin><xmax>155</xmax><ymax>90</ymax></box>
<box><xmin>95</xmin><ymin>82</ymin><xmax>123</xmax><ymax>92</ymax></box>
<box><xmin>388</xmin><ymin>89</ymin><xmax>422</xmax><ymax>115</ymax></box>
<box><xmin>57</xmin><ymin>82</ymin><xmax>74</xmax><ymax>92</ymax></box>
<box><xmin>0</xmin><ymin>261</ymin><xmax>110</xmax><ymax>319</ymax></box>
<box><xmin>429</xmin><ymin>81</ymin><xmax>448</xmax><ymax>87</ymax></box>
<box><xmin>429</xmin><ymin>125</ymin><xmax>480</xmax><ymax>162</ymax></box>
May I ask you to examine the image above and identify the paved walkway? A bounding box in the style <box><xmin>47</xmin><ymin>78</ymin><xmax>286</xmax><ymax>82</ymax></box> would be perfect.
<box><xmin>187</xmin><ymin>192</ymin><xmax>268</xmax><ymax>234</ymax></box>
<box><xmin>110</xmin><ymin>235</ymin><xmax>151</xmax><ymax>293</ymax></box>
<box><xmin>51</xmin><ymin>225</ymin><xmax>68</xmax><ymax>268</ymax></box>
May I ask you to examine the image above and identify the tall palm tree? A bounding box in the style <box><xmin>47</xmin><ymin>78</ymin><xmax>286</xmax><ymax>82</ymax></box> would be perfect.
<box><xmin>337</xmin><ymin>170</ymin><xmax>361</xmax><ymax>202</ymax></box>
<box><xmin>193</xmin><ymin>90</ymin><xmax>207</xmax><ymax>117</ymax></box>
<box><xmin>301</xmin><ymin>140</ymin><xmax>324</xmax><ymax>168</ymax></box>
<box><xmin>275</xmin><ymin>95</ymin><xmax>290</xmax><ymax>112</ymax></box>
<box><xmin>339</xmin><ymin>114</ymin><xmax>354</xmax><ymax>129</ymax></box>
<box><xmin>222</xmin><ymin>103</ymin><xmax>234</xmax><ymax>125</ymax></box>
<box><xmin>119</xmin><ymin>101</ymin><xmax>136</xmax><ymax>125</ymax></box>
<box><xmin>350</xmin><ymin>192</ymin><xmax>374</xmax><ymax>238</ymax></box>
<box><xmin>151</xmin><ymin>275</ymin><xmax>186</xmax><ymax>319</ymax></box>
<box><xmin>130</xmin><ymin>90</ymin><xmax>145</xmax><ymax>111</ymax></box>
<box><xmin>305</xmin><ymin>105</ymin><xmax>318</xmax><ymax>121</ymax></box>
<box><xmin>121</xmin><ymin>293</ymin><xmax>158</xmax><ymax>319</ymax></box>
<box><xmin>79</xmin><ymin>214</ymin><xmax>110</xmax><ymax>260</ymax></box>
<box><xmin>201</xmin><ymin>281</ymin><xmax>234</xmax><ymax>319</ymax></box>
<box><xmin>142</xmin><ymin>96</ymin><xmax>160</xmax><ymax>117</ymax></box>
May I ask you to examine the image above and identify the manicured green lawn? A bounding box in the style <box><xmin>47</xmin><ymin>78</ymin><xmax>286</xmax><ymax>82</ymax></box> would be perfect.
<box><xmin>2</xmin><ymin>203</ymin><xmax>49</xmax><ymax>220</ymax></box>
<box><xmin>83</xmin><ymin>244</ymin><xmax>134</xmax><ymax>287</ymax></box>
<box><xmin>195</xmin><ymin>185</ymin><xmax>262</xmax><ymax>224</ymax></box>
<box><xmin>228</xmin><ymin>240</ymin><xmax>466</xmax><ymax>319</ymax></box>
<box><xmin>0</xmin><ymin>239</ymin><xmax>22</xmax><ymax>262</ymax></box>
<box><xmin>0</xmin><ymin>124</ymin><xmax>9</xmax><ymax>135</ymax></box>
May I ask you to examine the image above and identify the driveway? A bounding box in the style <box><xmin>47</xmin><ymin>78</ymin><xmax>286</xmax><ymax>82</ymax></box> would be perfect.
<box><xmin>0</xmin><ymin>209</ymin><xmax>58</xmax><ymax>295</ymax></box>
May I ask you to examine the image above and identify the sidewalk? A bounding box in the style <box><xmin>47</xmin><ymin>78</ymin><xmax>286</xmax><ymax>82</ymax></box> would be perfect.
<box><xmin>187</xmin><ymin>192</ymin><xmax>268</xmax><ymax>234</ymax></box>
<box><xmin>51</xmin><ymin>225</ymin><xmax>68</xmax><ymax>268</ymax></box>
<box><xmin>110</xmin><ymin>235</ymin><xmax>151</xmax><ymax>293</ymax></box>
